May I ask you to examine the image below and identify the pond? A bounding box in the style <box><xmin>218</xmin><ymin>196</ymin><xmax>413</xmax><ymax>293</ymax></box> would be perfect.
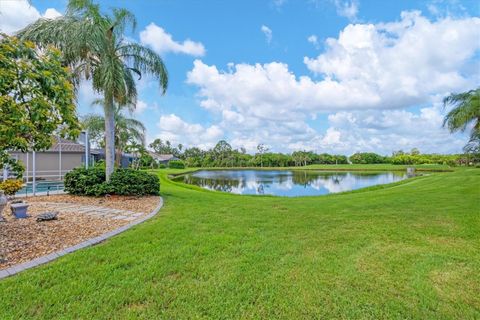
<box><xmin>173</xmin><ymin>170</ymin><xmax>409</xmax><ymax>197</ymax></box>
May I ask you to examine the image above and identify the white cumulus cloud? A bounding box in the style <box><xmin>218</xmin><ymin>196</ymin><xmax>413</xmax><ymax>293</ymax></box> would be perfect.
<box><xmin>140</xmin><ymin>23</ymin><xmax>205</xmax><ymax>57</ymax></box>
<box><xmin>184</xmin><ymin>12</ymin><xmax>479</xmax><ymax>154</ymax></box>
<box><xmin>0</xmin><ymin>0</ymin><xmax>62</xmax><ymax>35</ymax></box>
<box><xmin>156</xmin><ymin>114</ymin><xmax>223</xmax><ymax>149</ymax></box>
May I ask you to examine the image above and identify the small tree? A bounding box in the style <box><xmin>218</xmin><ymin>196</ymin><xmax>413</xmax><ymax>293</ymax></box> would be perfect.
<box><xmin>0</xmin><ymin>35</ymin><xmax>80</xmax><ymax>177</ymax></box>
<box><xmin>257</xmin><ymin>144</ymin><xmax>269</xmax><ymax>167</ymax></box>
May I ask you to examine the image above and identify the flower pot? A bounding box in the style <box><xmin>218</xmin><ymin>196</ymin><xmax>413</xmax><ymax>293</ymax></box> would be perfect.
<box><xmin>11</xmin><ymin>202</ymin><xmax>29</xmax><ymax>219</ymax></box>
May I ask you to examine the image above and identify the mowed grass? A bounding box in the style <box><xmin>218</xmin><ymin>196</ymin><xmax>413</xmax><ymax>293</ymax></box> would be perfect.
<box><xmin>0</xmin><ymin>166</ymin><xmax>479</xmax><ymax>319</ymax></box>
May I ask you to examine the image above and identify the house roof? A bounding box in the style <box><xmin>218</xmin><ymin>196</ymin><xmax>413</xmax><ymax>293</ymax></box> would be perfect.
<box><xmin>48</xmin><ymin>138</ymin><xmax>86</xmax><ymax>153</ymax></box>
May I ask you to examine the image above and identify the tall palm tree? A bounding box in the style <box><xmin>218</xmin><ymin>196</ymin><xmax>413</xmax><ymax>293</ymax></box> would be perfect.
<box><xmin>443</xmin><ymin>88</ymin><xmax>480</xmax><ymax>152</ymax></box>
<box><xmin>82</xmin><ymin>103</ymin><xmax>146</xmax><ymax>167</ymax></box>
<box><xmin>18</xmin><ymin>0</ymin><xmax>168</xmax><ymax>180</ymax></box>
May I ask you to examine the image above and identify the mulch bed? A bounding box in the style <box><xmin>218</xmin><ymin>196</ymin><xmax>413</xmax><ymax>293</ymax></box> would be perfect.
<box><xmin>0</xmin><ymin>194</ymin><xmax>160</xmax><ymax>269</ymax></box>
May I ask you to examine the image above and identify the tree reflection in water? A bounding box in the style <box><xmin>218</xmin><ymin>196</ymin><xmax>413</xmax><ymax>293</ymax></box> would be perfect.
<box><xmin>175</xmin><ymin>170</ymin><xmax>408</xmax><ymax>197</ymax></box>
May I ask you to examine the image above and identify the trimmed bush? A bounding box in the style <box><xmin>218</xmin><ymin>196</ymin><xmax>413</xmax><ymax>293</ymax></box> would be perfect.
<box><xmin>64</xmin><ymin>167</ymin><xmax>106</xmax><ymax>196</ymax></box>
<box><xmin>109</xmin><ymin>169</ymin><xmax>160</xmax><ymax>196</ymax></box>
<box><xmin>64</xmin><ymin>167</ymin><xmax>159</xmax><ymax>196</ymax></box>
<box><xmin>168</xmin><ymin>160</ymin><xmax>185</xmax><ymax>169</ymax></box>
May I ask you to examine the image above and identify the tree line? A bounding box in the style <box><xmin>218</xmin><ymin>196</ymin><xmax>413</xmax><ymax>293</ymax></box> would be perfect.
<box><xmin>139</xmin><ymin>140</ymin><xmax>470</xmax><ymax>168</ymax></box>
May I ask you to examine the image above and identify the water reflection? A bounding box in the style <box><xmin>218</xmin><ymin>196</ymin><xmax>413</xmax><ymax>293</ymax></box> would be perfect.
<box><xmin>174</xmin><ymin>170</ymin><xmax>408</xmax><ymax>197</ymax></box>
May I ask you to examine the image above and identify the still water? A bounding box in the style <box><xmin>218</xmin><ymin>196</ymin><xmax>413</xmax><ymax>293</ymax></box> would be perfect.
<box><xmin>174</xmin><ymin>170</ymin><xmax>408</xmax><ymax>197</ymax></box>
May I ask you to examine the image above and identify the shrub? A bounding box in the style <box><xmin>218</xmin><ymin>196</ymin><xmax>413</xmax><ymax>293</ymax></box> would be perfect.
<box><xmin>64</xmin><ymin>167</ymin><xmax>107</xmax><ymax>195</ymax></box>
<box><xmin>0</xmin><ymin>179</ymin><xmax>23</xmax><ymax>195</ymax></box>
<box><xmin>168</xmin><ymin>160</ymin><xmax>185</xmax><ymax>169</ymax></box>
<box><xmin>158</xmin><ymin>164</ymin><xmax>167</xmax><ymax>169</ymax></box>
<box><xmin>64</xmin><ymin>167</ymin><xmax>159</xmax><ymax>196</ymax></box>
<box><xmin>109</xmin><ymin>169</ymin><xmax>160</xmax><ymax>196</ymax></box>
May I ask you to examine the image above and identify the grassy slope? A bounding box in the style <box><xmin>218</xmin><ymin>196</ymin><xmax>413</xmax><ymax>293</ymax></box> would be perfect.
<box><xmin>0</xmin><ymin>166</ymin><xmax>479</xmax><ymax>319</ymax></box>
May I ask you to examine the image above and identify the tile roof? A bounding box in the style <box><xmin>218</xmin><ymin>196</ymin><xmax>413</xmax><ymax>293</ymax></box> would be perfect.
<box><xmin>48</xmin><ymin>138</ymin><xmax>85</xmax><ymax>152</ymax></box>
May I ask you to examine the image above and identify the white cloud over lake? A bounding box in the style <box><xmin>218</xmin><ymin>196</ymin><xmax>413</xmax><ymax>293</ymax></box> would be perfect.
<box><xmin>174</xmin><ymin>11</ymin><xmax>479</xmax><ymax>153</ymax></box>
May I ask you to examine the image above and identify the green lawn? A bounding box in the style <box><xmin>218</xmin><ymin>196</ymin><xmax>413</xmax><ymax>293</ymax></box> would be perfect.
<box><xmin>0</xmin><ymin>166</ymin><xmax>479</xmax><ymax>319</ymax></box>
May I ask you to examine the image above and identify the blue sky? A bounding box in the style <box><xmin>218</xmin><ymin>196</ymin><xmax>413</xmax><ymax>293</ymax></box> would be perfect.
<box><xmin>1</xmin><ymin>0</ymin><xmax>479</xmax><ymax>155</ymax></box>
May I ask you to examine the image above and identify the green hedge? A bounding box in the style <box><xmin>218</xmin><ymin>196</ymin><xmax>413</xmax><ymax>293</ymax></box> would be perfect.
<box><xmin>110</xmin><ymin>169</ymin><xmax>160</xmax><ymax>196</ymax></box>
<box><xmin>64</xmin><ymin>167</ymin><xmax>159</xmax><ymax>196</ymax></box>
<box><xmin>168</xmin><ymin>160</ymin><xmax>185</xmax><ymax>169</ymax></box>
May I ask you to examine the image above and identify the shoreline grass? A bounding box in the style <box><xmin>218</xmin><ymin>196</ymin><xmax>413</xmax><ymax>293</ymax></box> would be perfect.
<box><xmin>0</xmin><ymin>165</ymin><xmax>478</xmax><ymax>319</ymax></box>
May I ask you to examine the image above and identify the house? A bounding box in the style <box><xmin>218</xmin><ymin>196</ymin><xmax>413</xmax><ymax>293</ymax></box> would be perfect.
<box><xmin>7</xmin><ymin>138</ymin><xmax>97</xmax><ymax>181</ymax></box>
<box><xmin>149</xmin><ymin>153</ymin><xmax>179</xmax><ymax>165</ymax></box>
<box><xmin>91</xmin><ymin>149</ymin><xmax>140</xmax><ymax>168</ymax></box>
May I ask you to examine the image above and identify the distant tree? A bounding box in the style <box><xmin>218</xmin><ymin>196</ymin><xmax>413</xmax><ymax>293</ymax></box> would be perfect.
<box><xmin>443</xmin><ymin>88</ymin><xmax>480</xmax><ymax>154</ymax></box>
<box><xmin>292</xmin><ymin>151</ymin><xmax>310</xmax><ymax>166</ymax></box>
<box><xmin>213</xmin><ymin>140</ymin><xmax>232</xmax><ymax>166</ymax></box>
<box><xmin>257</xmin><ymin>144</ymin><xmax>270</xmax><ymax>167</ymax></box>
<box><xmin>0</xmin><ymin>35</ymin><xmax>80</xmax><ymax>177</ymax></box>
<box><xmin>349</xmin><ymin>152</ymin><xmax>386</xmax><ymax>164</ymax></box>
<box><xmin>410</xmin><ymin>148</ymin><xmax>420</xmax><ymax>155</ymax></box>
<box><xmin>149</xmin><ymin>139</ymin><xmax>178</xmax><ymax>155</ymax></box>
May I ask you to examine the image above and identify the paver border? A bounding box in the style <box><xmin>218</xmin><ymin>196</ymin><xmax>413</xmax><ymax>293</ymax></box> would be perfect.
<box><xmin>0</xmin><ymin>197</ymin><xmax>164</xmax><ymax>280</ymax></box>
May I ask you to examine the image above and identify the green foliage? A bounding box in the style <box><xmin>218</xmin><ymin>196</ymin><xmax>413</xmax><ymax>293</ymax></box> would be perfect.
<box><xmin>64</xmin><ymin>167</ymin><xmax>159</xmax><ymax>196</ymax></box>
<box><xmin>349</xmin><ymin>152</ymin><xmax>386</xmax><ymax>164</ymax></box>
<box><xmin>82</xmin><ymin>103</ymin><xmax>146</xmax><ymax>162</ymax></box>
<box><xmin>64</xmin><ymin>167</ymin><xmax>108</xmax><ymax>196</ymax></box>
<box><xmin>443</xmin><ymin>88</ymin><xmax>480</xmax><ymax>153</ymax></box>
<box><xmin>109</xmin><ymin>169</ymin><xmax>160</xmax><ymax>196</ymax></box>
<box><xmin>168</xmin><ymin>160</ymin><xmax>185</xmax><ymax>169</ymax></box>
<box><xmin>149</xmin><ymin>139</ymin><xmax>182</xmax><ymax>157</ymax></box>
<box><xmin>0</xmin><ymin>179</ymin><xmax>24</xmax><ymax>196</ymax></box>
<box><xmin>389</xmin><ymin>153</ymin><xmax>460</xmax><ymax>166</ymax></box>
<box><xmin>0</xmin><ymin>34</ymin><xmax>80</xmax><ymax>177</ymax></box>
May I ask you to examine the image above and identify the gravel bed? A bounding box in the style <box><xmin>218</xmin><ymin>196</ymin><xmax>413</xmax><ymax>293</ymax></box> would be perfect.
<box><xmin>0</xmin><ymin>194</ymin><xmax>160</xmax><ymax>269</ymax></box>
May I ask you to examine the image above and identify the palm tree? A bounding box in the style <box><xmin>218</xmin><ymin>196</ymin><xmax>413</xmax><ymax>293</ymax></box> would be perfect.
<box><xmin>18</xmin><ymin>0</ymin><xmax>168</xmax><ymax>180</ymax></box>
<box><xmin>82</xmin><ymin>103</ymin><xmax>146</xmax><ymax>167</ymax></box>
<box><xmin>443</xmin><ymin>88</ymin><xmax>480</xmax><ymax>152</ymax></box>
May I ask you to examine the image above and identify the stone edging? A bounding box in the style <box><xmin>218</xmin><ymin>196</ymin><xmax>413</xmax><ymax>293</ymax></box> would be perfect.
<box><xmin>0</xmin><ymin>197</ymin><xmax>164</xmax><ymax>280</ymax></box>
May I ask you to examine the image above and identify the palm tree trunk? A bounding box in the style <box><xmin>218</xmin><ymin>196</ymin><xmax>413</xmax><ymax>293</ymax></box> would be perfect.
<box><xmin>104</xmin><ymin>94</ymin><xmax>116</xmax><ymax>181</ymax></box>
<box><xmin>115</xmin><ymin>149</ymin><xmax>122</xmax><ymax>167</ymax></box>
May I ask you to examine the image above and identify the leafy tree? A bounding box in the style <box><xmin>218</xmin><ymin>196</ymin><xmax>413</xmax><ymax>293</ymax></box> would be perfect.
<box><xmin>256</xmin><ymin>144</ymin><xmax>269</xmax><ymax>167</ymax></box>
<box><xmin>443</xmin><ymin>88</ymin><xmax>480</xmax><ymax>153</ymax></box>
<box><xmin>292</xmin><ymin>151</ymin><xmax>311</xmax><ymax>166</ymax></box>
<box><xmin>349</xmin><ymin>152</ymin><xmax>386</xmax><ymax>164</ymax></box>
<box><xmin>149</xmin><ymin>139</ymin><xmax>179</xmax><ymax>156</ymax></box>
<box><xmin>82</xmin><ymin>103</ymin><xmax>145</xmax><ymax>167</ymax></box>
<box><xmin>212</xmin><ymin>140</ymin><xmax>232</xmax><ymax>166</ymax></box>
<box><xmin>410</xmin><ymin>148</ymin><xmax>420</xmax><ymax>156</ymax></box>
<box><xmin>19</xmin><ymin>0</ymin><xmax>168</xmax><ymax>180</ymax></box>
<box><xmin>0</xmin><ymin>34</ymin><xmax>80</xmax><ymax>177</ymax></box>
